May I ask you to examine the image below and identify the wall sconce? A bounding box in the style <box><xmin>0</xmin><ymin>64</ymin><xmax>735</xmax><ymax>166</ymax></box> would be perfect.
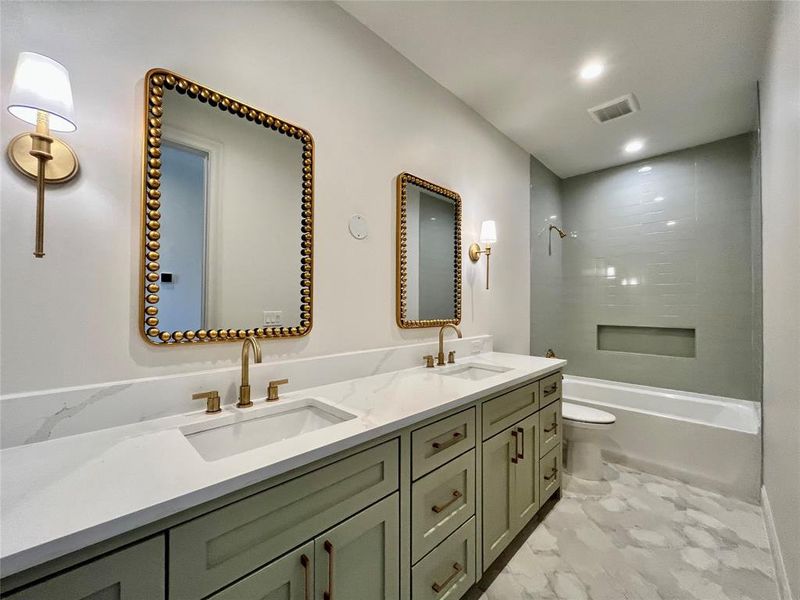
<box><xmin>469</xmin><ymin>220</ymin><xmax>497</xmax><ymax>289</ymax></box>
<box><xmin>6</xmin><ymin>52</ymin><xmax>79</xmax><ymax>258</ymax></box>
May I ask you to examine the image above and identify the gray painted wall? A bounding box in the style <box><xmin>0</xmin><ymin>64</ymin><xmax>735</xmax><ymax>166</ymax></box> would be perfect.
<box><xmin>531</xmin><ymin>134</ymin><xmax>759</xmax><ymax>401</ymax></box>
<box><xmin>760</xmin><ymin>1</ymin><xmax>800</xmax><ymax>596</ymax></box>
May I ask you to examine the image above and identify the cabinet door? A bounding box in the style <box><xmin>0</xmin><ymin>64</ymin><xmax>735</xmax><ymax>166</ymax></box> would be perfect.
<box><xmin>314</xmin><ymin>493</ymin><xmax>399</xmax><ymax>600</ymax></box>
<box><xmin>210</xmin><ymin>542</ymin><xmax>313</xmax><ymax>600</ymax></box>
<box><xmin>512</xmin><ymin>413</ymin><xmax>540</xmax><ymax>532</ymax></box>
<box><xmin>5</xmin><ymin>536</ymin><xmax>164</xmax><ymax>600</ymax></box>
<box><xmin>481</xmin><ymin>428</ymin><xmax>516</xmax><ymax>568</ymax></box>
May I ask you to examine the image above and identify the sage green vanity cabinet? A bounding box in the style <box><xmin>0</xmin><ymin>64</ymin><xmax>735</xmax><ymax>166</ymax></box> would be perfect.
<box><xmin>169</xmin><ymin>440</ymin><xmax>398</xmax><ymax>599</ymax></box>
<box><xmin>411</xmin><ymin>517</ymin><xmax>476</xmax><ymax>600</ymax></box>
<box><xmin>3</xmin><ymin>370</ymin><xmax>565</xmax><ymax>600</ymax></box>
<box><xmin>4</xmin><ymin>536</ymin><xmax>164</xmax><ymax>600</ymax></box>
<box><xmin>481</xmin><ymin>425</ymin><xmax>516</xmax><ymax>566</ymax></box>
<box><xmin>411</xmin><ymin>449</ymin><xmax>476</xmax><ymax>563</ymax></box>
<box><xmin>481</xmin><ymin>380</ymin><xmax>539</xmax><ymax>440</ymax></box>
<box><xmin>511</xmin><ymin>413</ymin><xmax>540</xmax><ymax>528</ymax></box>
<box><xmin>315</xmin><ymin>493</ymin><xmax>400</xmax><ymax>600</ymax></box>
<box><xmin>209</xmin><ymin>542</ymin><xmax>313</xmax><ymax>600</ymax></box>
<box><xmin>539</xmin><ymin>399</ymin><xmax>562</xmax><ymax>458</ymax></box>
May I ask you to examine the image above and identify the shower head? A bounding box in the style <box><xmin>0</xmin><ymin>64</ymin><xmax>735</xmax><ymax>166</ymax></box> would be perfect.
<box><xmin>549</xmin><ymin>224</ymin><xmax>567</xmax><ymax>239</ymax></box>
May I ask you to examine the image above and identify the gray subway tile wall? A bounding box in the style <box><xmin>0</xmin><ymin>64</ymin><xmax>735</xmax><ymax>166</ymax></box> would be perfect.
<box><xmin>531</xmin><ymin>133</ymin><xmax>758</xmax><ymax>400</ymax></box>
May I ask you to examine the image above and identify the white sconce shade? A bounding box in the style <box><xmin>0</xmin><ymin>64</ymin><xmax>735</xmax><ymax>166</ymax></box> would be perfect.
<box><xmin>7</xmin><ymin>52</ymin><xmax>76</xmax><ymax>132</ymax></box>
<box><xmin>479</xmin><ymin>220</ymin><xmax>497</xmax><ymax>244</ymax></box>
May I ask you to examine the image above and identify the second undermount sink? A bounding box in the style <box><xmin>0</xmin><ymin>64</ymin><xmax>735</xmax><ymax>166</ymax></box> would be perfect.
<box><xmin>437</xmin><ymin>363</ymin><xmax>512</xmax><ymax>381</ymax></box>
<box><xmin>181</xmin><ymin>398</ymin><xmax>357</xmax><ymax>462</ymax></box>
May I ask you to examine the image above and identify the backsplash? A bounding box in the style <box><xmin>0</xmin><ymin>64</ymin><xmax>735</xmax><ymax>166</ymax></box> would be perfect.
<box><xmin>0</xmin><ymin>335</ymin><xmax>492</xmax><ymax>449</ymax></box>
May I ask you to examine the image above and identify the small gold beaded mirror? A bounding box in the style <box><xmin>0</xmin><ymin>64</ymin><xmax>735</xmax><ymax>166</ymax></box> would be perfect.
<box><xmin>140</xmin><ymin>69</ymin><xmax>314</xmax><ymax>345</ymax></box>
<box><xmin>396</xmin><ymin>172</ymin><xmax>462</xmax><ymax>328</ymax></box>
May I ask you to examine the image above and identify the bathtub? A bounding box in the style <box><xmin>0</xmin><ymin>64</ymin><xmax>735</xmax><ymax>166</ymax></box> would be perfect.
<box><xmin>562</xmin><ymin>375</ymin><xmax>761</xmax><ymax>501</ymax></box>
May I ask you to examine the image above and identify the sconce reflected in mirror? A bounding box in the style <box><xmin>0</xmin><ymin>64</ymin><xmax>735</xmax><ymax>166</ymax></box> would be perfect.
<box><xmin>469</xmin><ymin>220</ymin><xmax>497</xmax><ymax>290</ymax></box>
<box><xmin>6</xmin><ymin>52</ymin><xmax>79</xmax><ymax>258</ymax></box>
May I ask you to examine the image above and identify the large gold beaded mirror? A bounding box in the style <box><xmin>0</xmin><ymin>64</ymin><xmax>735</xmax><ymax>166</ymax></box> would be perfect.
<box><xmin>140</xmin><ymin>69</ymin><xmax>313</xmax><ymax>345</ymax></box>
<box><xmin>396</xmin><ymin>173</ymin><xmax>462</xmax><ymax>328</ymax></box>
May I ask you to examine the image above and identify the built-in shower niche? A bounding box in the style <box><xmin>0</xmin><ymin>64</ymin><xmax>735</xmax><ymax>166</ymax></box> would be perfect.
<box><xmin>597</xmin><ymin>325</ymin><xmax>696</xmax><ymax>358</ymax></box>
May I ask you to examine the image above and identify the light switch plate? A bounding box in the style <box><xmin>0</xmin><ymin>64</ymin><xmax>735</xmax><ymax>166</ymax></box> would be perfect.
<box><xmin>471</xmin><ymin>340</ymin><xmax>482</xmax><ymax>354</ymax></box>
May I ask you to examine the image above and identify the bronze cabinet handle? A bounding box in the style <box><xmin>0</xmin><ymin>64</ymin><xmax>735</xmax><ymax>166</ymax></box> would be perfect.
<box><xmin>544</xmin><ymin>422</ymin><xmax>558</xmax><ymax>433</ymax></box>
<box><xmin>543</xmin><ymin>382</ymin><xmax>558</xmax><ymax>396</ymax></box>
<box><xmin>432</xmin><ymin>562</ymin><xmax>463</xmax><ymax>593</ymax></box>
<box><xmin>432</xmin><ymin>489</ymin><xmax>462</xmax><ymax>514</ymax></box>
<box><xmin>323</xmin><ymin>541</ymin><xmax>334</xmax><ymax>600</ymax></box>
<box><xmin>511</xmin><ymin>430</ymin><xmax>519</xmax><ymax>464</ymax></box>
<box><xmin>516</xmin><ymin>427</ymin><xmax>524</xmax><ymax>459</ymax></box>
<box><xmin>432</xmin><ymin>431</ymin><xmax>463</xmax><ymax>450</ymax></box>
<box><xmin>544</xmin><ymin>466</ymin><xmax>558</xmax><ymax>481</ymax></box>
<box><xmin>300</xmin><ymin>554</ymin><xmax>310</xmax><ymax>600</ymax></box>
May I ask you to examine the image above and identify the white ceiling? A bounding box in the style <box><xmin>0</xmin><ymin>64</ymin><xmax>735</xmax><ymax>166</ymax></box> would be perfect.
<box><xmin>339</xmin><ymin>1</ymin><xmax>772</xmax><ymax>178</ymax></box>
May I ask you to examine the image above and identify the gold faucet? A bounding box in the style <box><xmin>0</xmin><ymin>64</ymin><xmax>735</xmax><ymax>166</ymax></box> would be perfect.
<box><xmin>237</xmin><ymin>336</ymin><xmax>262</xmax><ymax>408</ymax></box>
<box><xmin>437</xmin><ymin>324</ymin><xmax>462</xmax><ymax>366</ymax></box>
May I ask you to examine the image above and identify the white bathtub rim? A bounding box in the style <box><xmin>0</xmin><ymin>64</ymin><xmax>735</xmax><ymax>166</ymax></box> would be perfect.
<box><xmin>563</xmin><ymin>375</ymin><xmax>760</xmax><ymax>435</ymax></box>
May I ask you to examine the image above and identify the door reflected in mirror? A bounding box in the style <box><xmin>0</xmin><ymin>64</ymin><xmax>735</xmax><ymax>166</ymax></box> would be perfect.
<box><xmin>141</xmin><ymin>70</ymin><xmax>313</xmax><ymax>344</ymax></box>
<box><xmin>396</xmin><ymin>173</ymin><xmax>461</xmax><ymax>328</ymax></box>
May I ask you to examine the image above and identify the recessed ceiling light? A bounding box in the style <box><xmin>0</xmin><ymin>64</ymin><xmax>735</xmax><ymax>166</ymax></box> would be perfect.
<box><xmin>624</xmin><ymin>139</ymin><xmax>644</xmax><ymax>153</ymax></box>
<box><xmin>666</xmin><ymin>220</ymin><xmax>676</xmax><ymax>226</ymax></box>
<box><xmin>580</xmin><ymin>61</ymin><xmax>604</xmax><ymax>80</ymax></box>
<box><xmin>638</xmin><ymin>166</ymin><xmax>652</xmax><ymax>173</ymax></box>
<box><xmin>654</xmin><ymin>196</ymin><xmax>664</xmax><ymax>202</ymax></box>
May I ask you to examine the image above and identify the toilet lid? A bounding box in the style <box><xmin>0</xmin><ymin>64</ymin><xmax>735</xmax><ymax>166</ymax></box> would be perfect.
<box><xmin>562</xmin><ymin>402</ymin><xmax>616</xmax><ymax>424</ymax></box>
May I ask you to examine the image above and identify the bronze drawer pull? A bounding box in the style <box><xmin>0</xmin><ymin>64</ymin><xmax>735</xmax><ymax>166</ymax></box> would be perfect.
<box><xmin>432</xmin><ymin>489</ymin><xmax>463</xmax><ymax>513</ymax></box>
<box><xmin>544</xmin><ymin>467</ymin><xmax>558</xmax><ymax>481</ymax></box>
<box><xmin>511</xmin><ymin>429</ymin><xmax>519</xmax><ymax>463</ymax></box>
<box><xmin>300</xmin><ymin>554</ymin><xmax>310</xmax><ymax>600</ymax></box>
<box><xmin>323</xmin><ymin>541</ymin><xmax>334</xmax><ymax>600</ymax></box>
<box><xmin>543</xmin><ymin>382</ymin><xmax>558</xmax><ymax>396</ymax></box>
<box><xmin>516</xmin><ymin>426</ymin><xmax>524</xmax><ymax>459</ymax></box>
<box><xmin>544</xmin><ymin>422</ymin><xmax>558</xmax><ymax>434</ymax></box>
<box><xmin>432</xmin><ymin>431</ymin><xmax>463</xmax><ymax>450</ymax></box>
<box><xmin>431</xmin><ymin>562</ymin><xmax>463</xmax><ymax>593</ymax></box>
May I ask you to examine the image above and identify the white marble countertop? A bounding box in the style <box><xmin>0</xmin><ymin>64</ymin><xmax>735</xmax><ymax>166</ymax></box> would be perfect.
<box><xmin>0</xmin><ymin>352</ymin><xmax>564</xmax><ymax>577</ymax></box>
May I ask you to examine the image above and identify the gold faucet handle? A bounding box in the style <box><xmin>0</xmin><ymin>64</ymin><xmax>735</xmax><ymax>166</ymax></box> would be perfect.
<box><xmin>267</xmin><ymin>378</ymin><xmax>289</xmax><ymax>401</ymax></box>
<box><xmin>448</xmin><ymin>350</ymin><xmax>456</xmax><ymax>364</ymax></box>
<box><xmin>423</xmin><ymin>355</ymin><xmax>435</xmax><ymax>368</ymax></box>
<box><xmin>192</xmin><ymin>390</ymin><xmax>221</xmax><ymax>414</ymax></box>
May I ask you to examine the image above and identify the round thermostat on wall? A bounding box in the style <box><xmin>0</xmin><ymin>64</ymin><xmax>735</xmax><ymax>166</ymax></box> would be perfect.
<box><xmin>348</xmin><ymin>214</ymin><xmax>368</xmax><ymax>240</ymax></box>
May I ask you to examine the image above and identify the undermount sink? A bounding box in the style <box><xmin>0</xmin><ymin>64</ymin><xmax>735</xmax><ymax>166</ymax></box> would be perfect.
<box><xmin>181</xmin><ymin>398</ymin><xmax>357</xmax><ymax>461</ymax></box>
<box><xmin>437</xmin><ymin>363</ymin><xmax>512</xmax><ymax>381</ymax></box>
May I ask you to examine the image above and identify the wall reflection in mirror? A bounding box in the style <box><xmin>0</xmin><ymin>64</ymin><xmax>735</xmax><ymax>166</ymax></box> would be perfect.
<box><xmin>396</xmin><ymin>173</ymin><xmax>461</xmax><ymax>328</ymax></box>
<box><xmin>141</xmin><ymin>70</ymin><xmax>313</xmax><ymax>344</ymax></box>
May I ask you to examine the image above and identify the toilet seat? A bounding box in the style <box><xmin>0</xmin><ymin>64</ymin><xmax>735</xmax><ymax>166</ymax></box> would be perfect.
<box><xmin>562</xmin><ymin>402</ymin><xmax>616</xmax><ymax>427</ymax></box>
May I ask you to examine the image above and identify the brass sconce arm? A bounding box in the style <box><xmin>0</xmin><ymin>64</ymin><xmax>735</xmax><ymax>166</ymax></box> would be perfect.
<box><xmin>468</xmin><ymin>243</ymin><xmax>492</xmax><ymax>289</ymax></box>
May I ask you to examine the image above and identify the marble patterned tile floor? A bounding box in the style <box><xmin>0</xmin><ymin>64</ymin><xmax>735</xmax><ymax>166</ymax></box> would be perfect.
<box><xmin>470</xmin><ymin>463</ymin><xmax>778</xmax><ymax>600</ymax></box>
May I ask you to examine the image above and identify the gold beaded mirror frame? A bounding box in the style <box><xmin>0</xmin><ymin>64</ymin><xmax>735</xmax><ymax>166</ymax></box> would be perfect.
<box><xmin>396</xmin><ymin>172</ymin><xmax>462</xmax><ymax>329</ymax></box>
<box><xmin>140</xmin><ymin>68</ymin><xmax>314</xmax><ymax>345</ymax></box>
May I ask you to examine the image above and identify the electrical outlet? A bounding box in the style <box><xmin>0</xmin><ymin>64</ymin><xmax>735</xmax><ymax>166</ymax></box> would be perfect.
<box><xmin>263</xmin><ymin>311</ymin><xmax>282</xmax><ymax>326</ymax></box>
<box><xmin>471</xmin><ymin>340</ymin><xmax>482</xmax><ymax>355</ymax></box>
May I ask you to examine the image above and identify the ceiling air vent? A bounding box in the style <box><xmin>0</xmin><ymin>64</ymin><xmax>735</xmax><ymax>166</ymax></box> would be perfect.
<box><xmin>588</xmin><ymin>93</ymin><xmax>640</xmax><ymax>124</ymax></box>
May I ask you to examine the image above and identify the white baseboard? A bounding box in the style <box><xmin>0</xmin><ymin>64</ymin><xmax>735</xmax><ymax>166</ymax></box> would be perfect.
<box><xmin>762</xmin><ymin>486</ymin><xmax>795</xmax><ymax>600</ymax></box>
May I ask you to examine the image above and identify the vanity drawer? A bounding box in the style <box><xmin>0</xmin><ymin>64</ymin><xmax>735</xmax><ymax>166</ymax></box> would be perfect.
<box><xmin>540</xmin><ymin>372</ymin><xmax>562</xmax><ymax>407</ymax></box>
<box><xmin>5</xmin><ymin>536</ymin><xmax>165</xmax><ymax>600</ymax></box>
<box><xmin>411</xmin><ymin>517</ymin><xmax>476</xmax><ymax>600</ymax></box>
<box><xmin>540</xmin><ymin>444</ymin><xmax>562</xmax><ymax>504</ymax></box>
<box><xmin>482</xmin><ymin>381</ymin><xmax>539</xmax><ymax>440</ymax></box>
<box><xmin>169</xmin><ymin>439</ymin><xmax>399</xmax><ymax>599</ymax></box>
<box><xmin>539</xmin><ymin>399</ymin><xmax>562</xmax><ymax>458</ymax></box>
<box><xmin>411</xmin><ymin>408</ymin><xmax>475</xmax><ymax>480</ymax></box>
<box><xmin>411</xmin><ymin>450</ymin><xmax>475</xmax><ymax>563</ymax></box>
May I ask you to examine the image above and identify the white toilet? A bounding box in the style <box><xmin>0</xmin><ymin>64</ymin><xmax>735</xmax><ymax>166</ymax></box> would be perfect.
<box><xmin>562</xmin><ymin>402</ymin><xmax>616</xmax><ymax>481</ymax></box>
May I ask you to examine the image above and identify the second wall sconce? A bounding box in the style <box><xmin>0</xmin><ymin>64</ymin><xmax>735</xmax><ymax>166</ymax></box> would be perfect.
<box><xmin>469</xmin><ymin>220</ymin><xmax>497</xmax><ymax>290</ymax></box>
<box><xmin>6</xmin><ymin>52</ymin><xmax>79</xmax><ymax>258</ymax></box>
